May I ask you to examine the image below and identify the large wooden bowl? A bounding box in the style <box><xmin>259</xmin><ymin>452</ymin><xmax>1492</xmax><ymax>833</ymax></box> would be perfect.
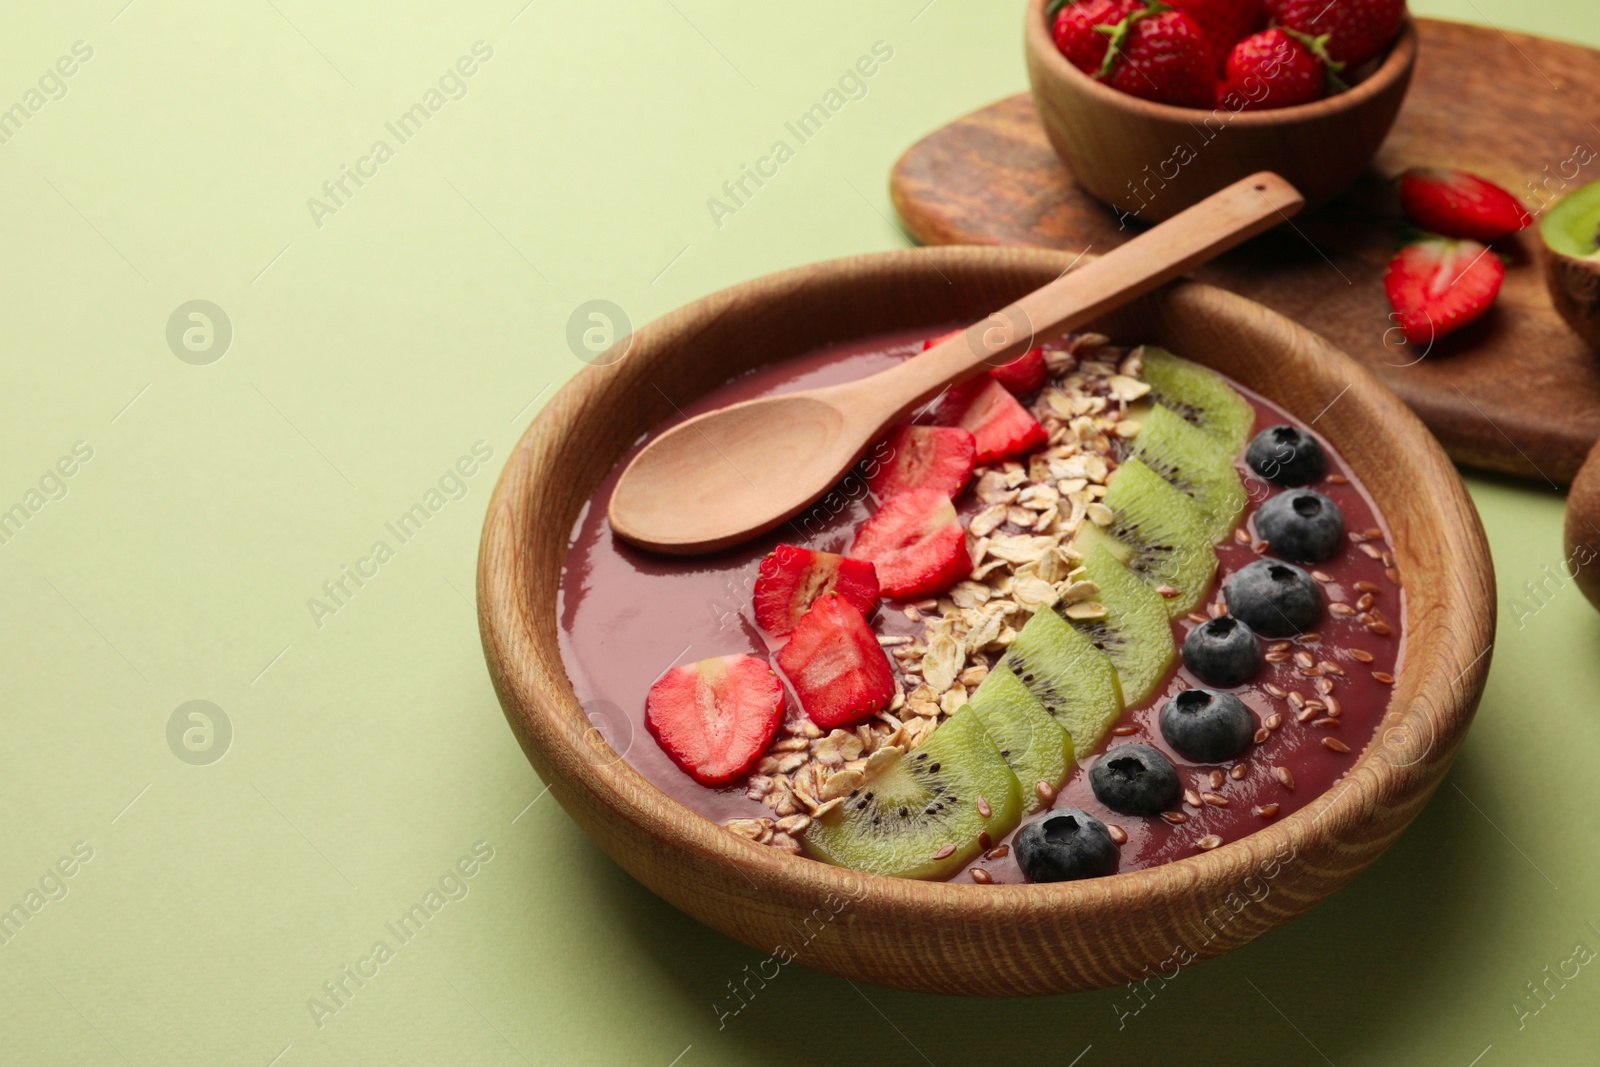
<box><xmin>1024</xmin><ymin>0</ymin><xmax>1417</xmax><ymax>222</ymax></box>
<box><xmin>478</xmin><ymin>246</ymin><xmax>1493</xmax><ymax>996</ymax></box>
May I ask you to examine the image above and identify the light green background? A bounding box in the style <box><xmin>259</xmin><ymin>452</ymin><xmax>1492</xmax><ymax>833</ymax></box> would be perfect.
<box><xmin>1</xmin><ymin>1</ymin><xmax>1596</xmax><ymax>1064</ymax></box>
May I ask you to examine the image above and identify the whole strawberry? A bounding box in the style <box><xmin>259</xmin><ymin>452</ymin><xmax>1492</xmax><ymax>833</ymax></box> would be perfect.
<box><xmin>1100</xmin><ymin>3</ymin><xmax>1217</xmax><ymax>108</ymax></box>
<box><xmin>1053</xmin><ymin>0</ymin><xmax>1139</xmax><ymax>74</ymax></box>
<box><xmin>1218</xmin><ymin>27</ymin><xmax>1326</xmax><ymax>110</ymax></box>
<box><xmin>1265</xmin><ymin>0</ymin><xmax>1406</xmax><ymax>67</ymax></box>
<box><xmin>1168</xmin><ymin>0</ymin><xmax>1265</xmax><ymax>73</ymax></box>
<box><xmin>1399</xmin><ymin>167</ymin><xmax>1532</xmax><ymax>243</ymax></box>
<box><xmin>1384</xmin><ymin>236</ymin><xmax>1505</xmax><ymax>346</ymax></box>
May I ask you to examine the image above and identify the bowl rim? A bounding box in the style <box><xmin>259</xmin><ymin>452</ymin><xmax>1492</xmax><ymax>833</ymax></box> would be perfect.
<box><xmin>1023</xmin><ymin>0</ymin><xmax>1419</xmax><ymax>126</ymax></box>
<box><xmin>479</xmin><ymin>244</ymin><xmax>1492</xmax><ymax>923</ymax></box>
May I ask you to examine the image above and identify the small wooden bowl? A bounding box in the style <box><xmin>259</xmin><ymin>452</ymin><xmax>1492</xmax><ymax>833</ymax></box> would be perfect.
<box><xmin>1564</xmin><ymin>440</ymin><xmax>1600</xmax><ymax>612</ymax></box>
<box><xmin>478</xmin><ymin>246</ymin><xmax>1493</xmax><ymax>996</ymax></box>
<box><xmin>1024</xmin><ymin>0</ymin><xmax>1417</xmax><ymax>222</ymax></box>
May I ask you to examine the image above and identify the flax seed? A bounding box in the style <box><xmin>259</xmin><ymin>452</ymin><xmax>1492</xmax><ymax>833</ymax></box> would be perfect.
<box><xmin>1368</xmin><ymin>620</ymin><xmax>1394</xmax><ymax>636</ymax></box>
<box><xmin>1319</xmin><ymin>660</ymin><xmax>1344</xmax><ymax>676</ymax></box>
<box><xmin>1274</xmin><ymin>765</ymin><xmax>1295</xmax><ymax>791</ymax></box>
<box><xmin>1161</xmin><ymin>811</ymin><xmax>1188</xmax><ymax>825</ymax></box>
<box><xmin>1265</xmin><ymin>713</ymin><xmax>1283</xmax><ymax>730</ymax></box>
<box><xmin>1256</xmin><ymin>803</ymin><xmax>1280</xmax><ymax>819</ymax></box>
<box><xmin>1036</xmin><ymin>780</ymin><xmax>1057</xmax><ymax>804</ymax></box>
<box><xmin>970</xmin><ymin>868</ymin><xmax>994</xmax><ymax>884</ymax></box>
<box><xmin>1299</xmin><ymin>666</ymin><xmax>1323</xmax><ymax>678</ymax></box>
<box><xmin>1355</xmin><ymin>580</ymin><xmax>1381</xmax><ymax>594</ymax></box>
<box><xmin>1297</xmin><ymin>707</ymin><xmax>1318</xmax><ymax>724</ymax></box>
<box><xmin>1359</xmin><ymin>542</ymin><xmax>1384</xmax><ymax>559</ymax></box>
<box><xmin>1356</xmin><ymin>594</ymin><xmax>1374</xmax><ymax>611</ymax></box>
<box><xmin>1321</xmin><ymin>736</ymin><xmax>1351</xmax><ymax>753</ymax></box>
<box><xmin>1381</xmin><ymin>550</ymin><xmax>1395</xmax><ymax>568</ymax></box>
<box><xmin>1373</xmin><ymin>671</ymin><xmax>1396</xmax><ymax>685</ymax></box>
<box><xmin>1107</xmin><ymin>824</ymin><xmax>1127</xmax><ymax>845</ymax></box>
<box><xmin>976</xmin><ymin>796</ymin><xmax>992</xmax><ymax>819</ymax></box>
<box><xmin>1268</xmin><ymin>642</ymin><xmax>1292</xmax><ymax>653</ymax></box>
<box><xmin>1298</xmin><ymin>632</ymin><xmax>1322</xmax><ymax>644</ymax></box>
<box><xmin>985</xmin><ymin>844</ymin><xmax>1010</xmax><ymax>860</ymax></box>
<box><xmin>1112</xmin><ymin>724</ymin><xmax>1138</xmax><ymax>736</ymax></box>
<box><xmin>1229</xmin><ymin>764</ymin><xmax>1247</xmax><ymax>781</ymax></box>
<box><xmin>1264</xmin><ymin>650</ymin><xmax>1291</xmax><ymax>664</ymax></box>
<box><xmin>1197</xmin><ymin>835</ymin><xmax>1224</xmax><ymax>851</ymax></box>
<box><xmin>1313</xmin><ymin>717</ymin><xmax>1341</xmax><ymax>729</ymax></box>
<box><xmin>1208</xmin><ymin>600</ymin><xmax>1227</xmax><ymax>618</ymax></box>
<box><xmin>1287</xmin><ymin>692</ymin><xmax>1306</xmax><ymax>709</ymax></box>
<box><xmin>1329</xmin><ymin>602</ymin><xmax>1355</xmax><ymax>616</ymax></box>
<box><xmin>1293</xmin><ymin>650</ymin><xmax>1314</xmax><ymax>669</ymax></box>
<box><xmin>978</xmin><ymin>830</ymin><xmax>993</xmax><ymax>850</ymax></box>
<box><xmin>1157</xmin><ymin>584</ymin><xmax>1181</xmax><ymax>599</ymax></box>
<box><xmin>1254</xmin><ymin>727</ymin><xmax>1271</xmax><ymax>744</ymax></box>
<box><xmin>1265</xmin><ymin>683</ymin><xmax>1288</xmax><ymax>698</ymax></box>
<box><xmin>1188</xmin><ymin>612</ymin><xmax>1211</xmax><ymax>625</ymax></box>
<box><xmin>933</xmin><ymin>843</ymin><xmax>956</xmax><ymax>860</ymax></box>
<box><xmin>1209</xmin><ymin>770</ymin><xmax>1225</xmax><ymax>790</ymax></box>
<box><xmin>1184</xmin><ymin>789</ymin><xmax>1203</xmax><ymax>808</ymax></box>
<box><xmin>1311</xmin><ymin>570</ymin><xmax>1334</xmax><ymax>583</ymax></box>
<box><xmin>1324</xmin><ymin>695</ymin><xmax>1342</xmax><ymax>717</ymax></box>
<box><xmin>1202</xmin><ymin>792</ymin><xmax>1229</xmax><ymax>807</ymax></box>
<box><xmin>1253</xmin><ymin>541</ymin><xmax>1269</xmax><ymax>555</ymax></box>
<box><xmin>1234</xmin><ymin>527</ymin><xmax>1251</xmax><ymax>544</ymax></box>
<box><xmin>1327</xmin><ymin>474</ymin><xmax>1350</xmax><ymax>485</ymax></box>
<box><xmin>1386</xmin><ymin>567</ymin><xmax>1402</xmax><ymax>586</ymax></box>
<box><xmin>1316</xmin><ymin>677</ymin><xmax>1335</xmax><ymax>696</ymax></box>
<box><xmin>1350</xmin><ymin>648</ymin><xmax>1374</xmax><ymax>663</ymax></box>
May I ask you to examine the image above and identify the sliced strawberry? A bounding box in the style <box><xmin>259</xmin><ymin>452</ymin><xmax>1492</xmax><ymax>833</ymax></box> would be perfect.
<box><xmin>752</xmin><ymin>545</ymin><xmax>880</xmax><ymax>637</ymax></box>
<box><xmin>936</xmin><ymin>377</ymin><xmax>1048</xmax><ymax>464</ymax></box>
<box><xmin>851</xmin><ymin>488</ymin><xmax>972</xmax><ymax>599</ymax></box>
<box><xmin>645</xmin><ymin>654</ymin><xmax>784</xmax><ymax>786</ymax></box>
<box><xmin>866</xmin><ymin>425</ymin><xmax>977</xmax><ymax>502</ymax></box>
<box><xmin>988</xmin><ymin>346</ymin><xmax>1049</xmax><ymax>394</ymax></box>
<box><xmin>775</xmin><ymin>595</ymin><xmax>896</xmax><ymax>731</ymax></box>
<box><xmin>1399</xmin><ymin>168</ymin><xmax>1533</xmax><ymax>243</ymax></box>
<box><xmin>923</xmin><ymin>330</ymin><xmax>1048</xmax><ymax>395</ymax></box>
<box><xmin>1383</xmin><ymin>237</ymin><xmax>1506</xmax><ymax>346</ymax></box>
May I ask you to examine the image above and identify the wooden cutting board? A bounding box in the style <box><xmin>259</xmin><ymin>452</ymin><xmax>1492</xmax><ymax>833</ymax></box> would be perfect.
<box><xmin>891</xmin><ymin>18</ymin><xmax>1600</xmax><ymax>485</ymax></box>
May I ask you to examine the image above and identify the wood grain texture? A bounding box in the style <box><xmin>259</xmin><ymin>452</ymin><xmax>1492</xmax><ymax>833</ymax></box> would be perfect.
<box><xmin>1023</xmin><ymin>0</ymin><xmax>1415</xmax><ymax>221</ymax></box>
<box><xmin>478</xmin><ymin>246</ymin><xmax>1494</xmax><ymax>996</ymax></box>
<box><xmin>1564</xmin><ymin>440</ymin><xmax>1600</xmax><ymax>611</ymax></box>
<box><xmin>892</xmin><ymin>18</ymin><xmax>1600</xmax><ymax>485</ymax></box>
<box><xmin>607</xmin><ymin>173</ymin><xmax>1302</xmax><ymax>554</ymax></box>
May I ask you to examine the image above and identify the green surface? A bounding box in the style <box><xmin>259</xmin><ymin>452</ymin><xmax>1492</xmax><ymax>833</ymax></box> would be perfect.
<box><xmin>1</xmin><ymin>1</ymin><xmax>1597</xmax><ymax>1064</ymax></box>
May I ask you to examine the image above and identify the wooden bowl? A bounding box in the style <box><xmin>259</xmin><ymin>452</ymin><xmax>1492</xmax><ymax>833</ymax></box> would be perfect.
<box><xmin>1024</xmin><ymin>0</ymin><xmax>1417</xmax><ymax>222</ymax></box>
<box><xmin>478</xmin><ymin>245</ymin><xmax>1493</xmax><ymax>996</ymax></box>
<box><xmin>1564</xmin><ymin>440</ymin><xmax>1600</xmax><ymax>612</ymax></box>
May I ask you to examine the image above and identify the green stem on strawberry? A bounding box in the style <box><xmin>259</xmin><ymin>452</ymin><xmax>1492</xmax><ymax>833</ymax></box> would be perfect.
<box><xmin>1093</xmin><ymin>1</ymin><xmax>1170</xmax><ymax>81</ymax></box>
<box><xmin>1278</xmin><ymin>24</ymin><xmax>1348</xmax><ymax>93</ymax></box>
<box><xmin>1045</xmin><ymin>0</ymin><xmax>1073</xmax><ymax>20</ymax></box>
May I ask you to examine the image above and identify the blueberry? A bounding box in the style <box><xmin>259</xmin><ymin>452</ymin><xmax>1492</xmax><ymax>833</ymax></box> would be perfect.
<box><xmin>1160</xmin><ymin>689</ymin><xmax>1255</xmax><ymax>763</ymax></box>
<box><xmin>1247</xmin><ymin>425</ymin><xmax>1327</xmax><ymax>487</ymax></box>
<box><xmin>1224</xmin><ymin>559</ymin><xmax>1322</xmax><ymax>637</ymax></box>
<box><xmin>1089</xmin><ymin>743</ymin><xmax>1181</xmax><ymax>815</ymax></box>
<box><xmin>1255</xmin><ymin>490</ymin><xmax>1345</xmax><ymax>562</ymax></box>
<box><xmin>1014</xmin><ymin>808</ymin><xmax>1119</xmax><ymax>883</ymax></box>
<box><xmin>1182</xmin><ymin>615</ymin><xmax>1262</xmax><ymax>687</ymax></box>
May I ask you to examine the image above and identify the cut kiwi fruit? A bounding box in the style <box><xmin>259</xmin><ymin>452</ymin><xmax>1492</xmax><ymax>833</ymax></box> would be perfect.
<box><xmin>1540</xmin><ymin>177</ymin><xmax>1600</xmax><ymax>350</ymax></box>
<box><xmin>1067</xmin><ymin>546</ymin><xmax>1177</xmax><ymax>708</ymax></box>
<box><xmin>1128</xmin><ymin>347</ymin><xmax>1254</xmax><ymax>459</ymax></box>
<box><xmin>999</xmin><ymin>605</ymin><xmax>1123</xmax><ymax>757</ymax></box>
<box><xmin>1073</xmin><ymin>458</ymin><xmax>1217</xmax><ymax>617</ymax></box>
<box><xmin>966</xmin><ymin>664</ymin><xmax>1074</xmax><ymax>814</ymax></box>
<box><xmin>1127</xmin><ymin>403</ymin><xmax>1248</xmax><ymax>542</ymax></box>
<box><xmin>801</xmin><ymin>707</ymin><xmax>1022</xmax><ymax>880</ymax></box>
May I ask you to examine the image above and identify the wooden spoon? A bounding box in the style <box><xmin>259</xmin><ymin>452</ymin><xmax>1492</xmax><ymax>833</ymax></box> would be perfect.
<box><xmin>610</xmin><ymin>171</ymin><xmax>1304</xmax><ymax>554</ymax></box>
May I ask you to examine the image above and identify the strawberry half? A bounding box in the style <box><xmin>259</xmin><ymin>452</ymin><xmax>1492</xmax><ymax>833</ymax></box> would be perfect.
<box><xmin>645</xmin><ymin>654</ymin><xmax>784</xmax><ymax>786</ymax></box>
<box><xmin>752</xmin><ymin>545</ymin><xmax>880</xmax><ymax>637</ymax></box>
<box><xmin>775</xmin><ymin>595</ymin><xmax>896</xmax><ymax>731</ymax></box>
<box><xmin>936</xmin><ymin>377</ymin><xmax>1048</xmax><ymax>465</ymax></box>
<box><xmin>866</xmin><ymin>425</ymin><xmax>977</xmax><ymax>502</ymax></box>
<box><xmin>1399</xmin><ymin>168</ymin><xmax>1533</xmax><ymax>243</ymax></box>
<box><xmin>923</xmin><ymin>331</ymin><xmax>1048</xmax><ymax>396</ymax></box>
<box><xmin>1383</xmin><ymin>237</ymin><xmax>1506</xmax><ymax>346</ymax></box>
<box><xmin>851</xmin><ymin>488</ymin><xmax>972</xmax><ymax>599</ymax></box>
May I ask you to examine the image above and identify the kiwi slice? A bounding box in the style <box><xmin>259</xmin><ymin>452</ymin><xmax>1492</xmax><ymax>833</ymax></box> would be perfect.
<box><xmin>999</xmin><ymin>606</ymin><xmax>1122</xmax><ymax>757</ymax></box>
<box><xmin>1073</xmin><ymin>458</ymin><xmax>1217</xmax><ymax>617</ymax></box>
<box><xmin>966</xmin><ymin>664</ymin><xmax>1074</xmax><ymax>813</ymax></box>
<box><xmin>801</xmin><ymin>707</ymin><xmax>1022</xmax><ymax>880</ymax></box>
<box><xmin>1129</xmin><ymin>347</ymin><xmax>1255</xmax><ymax>458</ymax></box>
<box><xmin>1067</xmin><ymin>546</ymin><xmax>1177</xmax><ymax>708</ymax></box>
<box><xmin>1128</xmin><ymin>403</ymin><xmax>1248</xmax><ymax>542</ymax></box>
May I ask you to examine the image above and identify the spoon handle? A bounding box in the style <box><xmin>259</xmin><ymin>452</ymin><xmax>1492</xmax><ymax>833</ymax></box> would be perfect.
<box><xmin>857</xmin><ymin>172</ymin><xmax>1305</xmax><ymax>416</ymax></box>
